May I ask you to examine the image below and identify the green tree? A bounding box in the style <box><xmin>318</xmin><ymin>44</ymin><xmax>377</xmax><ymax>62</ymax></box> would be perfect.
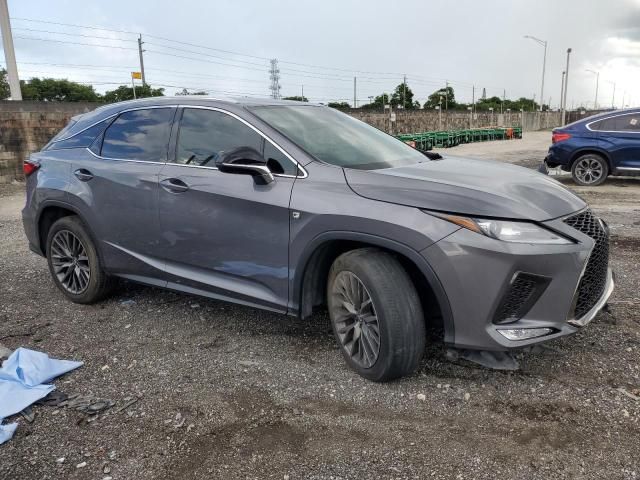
<box><xmin>0</xmin><ymin>68</ymin><xmax>10</xmax><ymax>100</ymax></box>
<box><xmin>423</xmin><ymin>86</ymin><xmax>456</xmax><ymax>109</ymax></box>
<box><xmin>175</xmin><ymin>88</ymin><xmax>207</xmax><ymax>95</ymax></box>
<box><xmin>360</xmin><ymin>93</ymin><xmax>390</xmax><ymax>110</ymax></box>
<box><xmin>327</xmin><ymin>101</ymin><xmax>351</xmax><ymax>110</ymax></box>
<box><xmin>474</xmin><ymin>96</ymin><xmax>541</xmax><ymax>112</ymax></box>
<box><xmin>283</xmin><ymin>95</ymin><xmax>308</xmax><ymax>102</ymax></box>
<box><xmin>390</xmin><ymin>83</ymin><xmax>415</xmax><ymax>109</ymax></box>
<box><xmin>20</xmin><ymin>77</ymin><xmax>101</xmax><ymax>101</ymax></box>
<box><xmin>103</xmin><ymin>84</ymin><xmax>165</xmax><ymax>103</ymax></box>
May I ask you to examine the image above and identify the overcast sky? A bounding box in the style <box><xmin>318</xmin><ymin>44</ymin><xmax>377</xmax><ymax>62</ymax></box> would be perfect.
<box><xmin>2</xmin><ymin>0</ymin><xmax>639</xmax><ymax>109</ymax></box>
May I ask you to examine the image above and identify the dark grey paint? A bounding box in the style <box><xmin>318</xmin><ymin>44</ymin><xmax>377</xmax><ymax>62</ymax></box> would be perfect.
<box><xmin>22</xmin><ymin>97</ymin><xmax>611</xmax><ymax>353</ymax></box>
<box><xmin>345</xmin><ymin>156</ymin><xmax>586</xmax><ymax>221</ymax></box>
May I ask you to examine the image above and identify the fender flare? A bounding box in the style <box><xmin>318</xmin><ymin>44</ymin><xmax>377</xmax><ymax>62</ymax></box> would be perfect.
<box><xmin>36</xmin><ymin>199</ymin><xmax>104</xmax><ymax>262</ymax></box>
<box><xmin>292</xmin><ymin>231</ymin><xmax>455</xmax><ymax>344</ymax></box>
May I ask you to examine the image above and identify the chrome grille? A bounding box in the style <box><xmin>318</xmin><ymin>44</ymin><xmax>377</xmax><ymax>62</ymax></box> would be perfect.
<box><xmin>564</xmin><ymin>210</ymin><xmax>609</xmax><ymax>319</ymax></box>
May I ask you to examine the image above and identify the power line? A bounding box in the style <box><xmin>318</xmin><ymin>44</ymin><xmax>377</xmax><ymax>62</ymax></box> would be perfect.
<box><xmin>9</xmin><ymin>16</ymin><xmax>537</xmax><ymax>102</ymax></box>
<box><xmin>9</xmin><ymin>16</ymin><xmax>489</xmax><ymax>85</ymax></box>
<box><xmin>14</xmin><ymin>35</ymin><xmax>138</xmax><ymax>50</ymax></box>
<box><xmin>11</xmin><ymin>17</ymin><xmax>139</xmax><ymax>36</ymax></box>
<box><xmin>145</xmin><ymin>41</ymin><xmax>268</xmax><ymax>67</ymax></box>
<box><xmin>12</xmin><ymin>27</ymin><xmax>135</xmax><ymax>43</ymax></box>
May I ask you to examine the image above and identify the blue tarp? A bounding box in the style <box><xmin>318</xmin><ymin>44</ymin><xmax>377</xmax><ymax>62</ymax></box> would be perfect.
<box><xmin>0</xmin><ymin>348</ymin><xmax>83</xmax><ymax>445</ymax></box>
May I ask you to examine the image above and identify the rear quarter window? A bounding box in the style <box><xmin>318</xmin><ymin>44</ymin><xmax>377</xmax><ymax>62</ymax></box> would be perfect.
<box><xmin>47</xmin><ymin>118</ymin><xmax>114</xmax><ymax>151</ymax></box>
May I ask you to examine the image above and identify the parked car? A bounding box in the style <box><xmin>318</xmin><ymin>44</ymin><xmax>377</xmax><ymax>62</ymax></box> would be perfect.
<box><xmin>545</xmin><ymin>108</ymin><xmax>640</xmax><ymax>186</ymax></box>
<box><xmin>22</xmin><ymin>97</ymin><xmax>613</xmax><ymax>381</ymax></box>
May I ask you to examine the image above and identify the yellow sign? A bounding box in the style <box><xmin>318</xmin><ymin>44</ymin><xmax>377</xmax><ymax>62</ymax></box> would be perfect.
<box><xmin>131</xmin><ymin>72</ymin><xmax>142</xmax><ymax>80</ymax></box>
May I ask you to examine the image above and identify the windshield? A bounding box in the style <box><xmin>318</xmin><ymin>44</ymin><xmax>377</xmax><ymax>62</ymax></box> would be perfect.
<box><xmin>249</xmin><ymin>105</ymin><xmax>427</xmax><ymax>170</ymax></box>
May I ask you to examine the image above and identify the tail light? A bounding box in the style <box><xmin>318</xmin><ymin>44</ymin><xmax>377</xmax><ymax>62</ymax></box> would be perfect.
<box><xmin>23</xmin><ymin>160</ymin><xmax>40</xmax><ymax>177</ymax></box>
<box><xmin>552</xmin><ymin>131</ymin><xmax>572</xmax><ymax>144</ymax></box>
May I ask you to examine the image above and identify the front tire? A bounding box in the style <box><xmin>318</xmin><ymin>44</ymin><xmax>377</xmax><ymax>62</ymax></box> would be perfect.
<box><xmin>46</xmin><ymin>216</ymin><xmax>115</xmax><ymax>304</ymax></box>
<box><xmin>327</xmin><ymin>248</ymin><xmax>426</xmax><ymax>382</ymax></box>
<box><xmin>571</xmin><ymin>153</ymin><xmax>608</xmax><ymax>186</ymax></box>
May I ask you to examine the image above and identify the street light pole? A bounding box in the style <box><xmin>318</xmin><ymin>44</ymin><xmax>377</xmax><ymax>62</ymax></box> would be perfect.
<box><xmin>560</xmin><ymin>71</ymin><xmax>565</xmax><ymax>112</ymax></box>
<box><xmin>524</xmin><ymin>35</ymin><xmax>547</xmax><ymax>112</ymax></box>
<box><xmin>561</xmin><ymin>48</ymin><xmax>572</xmax><ymax>125</ymax></box>
<box><xmin>586</xmin><ymin>69</ymin><xmax>599</xmax><ymax>109</ymax></box>
<box><xmin>0</xmin><ymin>0</ymin><xmax>21</xmax><ymax>100</ymax></box>
<box><xmin>610</xmin><ymin>81</ymin><xmax>616</xmax><ymax>109</ymax></box>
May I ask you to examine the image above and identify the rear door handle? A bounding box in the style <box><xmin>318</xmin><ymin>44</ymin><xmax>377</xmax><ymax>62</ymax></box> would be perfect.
<box><xmin>74</xmin><ymin>169</ymin><xmax>93</xmax><ymax>182</ymax></box>
<box><xmin>160</xmin><ymin>178</ymin><xmax>190</xmax><ymax>193</ymax></box>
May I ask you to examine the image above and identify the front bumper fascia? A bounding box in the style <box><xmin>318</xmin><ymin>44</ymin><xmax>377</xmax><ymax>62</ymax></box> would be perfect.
<box><xmin>420</xmin><ymin>217</ymin><xmax>612</xmax><ymax>351</ymax></box>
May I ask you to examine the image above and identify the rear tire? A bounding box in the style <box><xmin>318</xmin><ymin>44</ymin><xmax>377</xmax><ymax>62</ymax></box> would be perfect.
<box><xmin>327</xmin><ymin>248</ymin><xmax>426</xmax><ymax>382</ymax></box>
<box><xmin>571</xmin><ymin>153</ymin><xmax>608</xmax><ymax>186</ymax></box>
<box><xmin>46</xmin><ymin>216</ymin><xmax>115</xmax><ymax>304</ymax></box>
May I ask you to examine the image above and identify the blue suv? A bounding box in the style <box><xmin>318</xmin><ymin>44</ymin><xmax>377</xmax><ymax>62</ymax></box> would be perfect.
<box><xmin>545</xmin><ymin>108</ymin><xmax>640</xmax><ymax>186</ymax></box>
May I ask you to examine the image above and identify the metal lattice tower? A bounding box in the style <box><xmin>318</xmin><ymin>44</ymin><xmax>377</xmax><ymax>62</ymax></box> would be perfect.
<box><xmin>269</xmin><ymin>59</ymin><xmax>281</xmax><ymax>99</ymax></box>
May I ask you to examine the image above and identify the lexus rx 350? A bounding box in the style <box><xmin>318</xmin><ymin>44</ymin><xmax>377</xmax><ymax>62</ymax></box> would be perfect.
<box><xmin>22</xmin><ymin>97</ymin><xmax>614</xmax><ymax>381</ymax></box>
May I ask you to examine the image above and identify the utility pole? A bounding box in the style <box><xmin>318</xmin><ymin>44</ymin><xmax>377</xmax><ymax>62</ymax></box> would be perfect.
<box><xmin>561</xmin><ymin>48</ymin><xmax>572</xmax><ymax>125</ymax></box>
<box><xmin>445</xmin><ymin>80</ymin><xmax>449</xmax><ymax>110</ymax></box>
<box><xmin>402</xmin><ymin>74</ymin><xmax>407</xmax><ymax>108</ymax></box>
<box><xmin>472</xmin><ymin>85</ymin><xmax>475</xmax><ymax>115</ymax></box>
<box><xmin>586</xmin><ymin>69</ymin><xmax>599</xmax><ymax>109</ymax></box>
<box><xmin>0</xmin><ymin>0</ymin><xmax>21</xmax><ymax>100</ymax></box>
<box><xmin>501</xmin><ymin>88</ymin><xmax>505</xmax><ymax>114</ymax></box>
<box><xmin>524</xmin><ymin>36</ymin><xmax>547</xmax><ymax>112</ymax></box>
<box><xmin>353</xmin><ymin>77</ymin><xmax>357</xmax><ymax>108</ymax></box>
<box><xmin>301</xmin><ymin>84</ymin><xmax>304</xmax><ymax>100</ymax></box>
<box><xmin>138</xmin><ymin>35</ymin><xmax>146</xmax><ymax>86</ymax></box>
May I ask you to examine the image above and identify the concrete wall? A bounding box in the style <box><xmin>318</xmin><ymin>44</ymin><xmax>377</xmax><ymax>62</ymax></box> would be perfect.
<box><xmin>347</xmin><ymin>109</ymin><xmax>562</xmax><ymax>135</ymax></box>
<box><xmin>0</xmin><ymin>101</ymin><xmax>100</xmax><ymax>183</ymax></box>
<box><xmin>0</xmin><ymin>101</ymin><xmax>561</xmax><ymax>183</ymax></box>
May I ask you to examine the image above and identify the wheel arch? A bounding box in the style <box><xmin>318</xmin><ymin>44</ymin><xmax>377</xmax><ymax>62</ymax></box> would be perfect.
<box><xmin>292</xmin><ymin>231</ymin><xmax>455</xmax><ymax>344</ymax></box>
<box><xmin>569</xmin><ymin>148</ymin><xmax>613</xmax><ymax>171</ymax></box>
<box><xmin>36</xmin><ymin>200</ymin><xmax>101</xmax><ymax>259</ymax></box>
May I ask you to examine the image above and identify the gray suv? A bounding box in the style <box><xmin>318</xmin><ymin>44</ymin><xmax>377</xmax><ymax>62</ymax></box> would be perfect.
<box><xmin>22</xmin><ymin>97</ymin><xmax>614</xmax><ymax>381</ymax></box>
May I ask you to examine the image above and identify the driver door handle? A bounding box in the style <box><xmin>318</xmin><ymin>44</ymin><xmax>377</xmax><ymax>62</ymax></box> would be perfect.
<box><xmin>160</xmin><ymin>178</ymin><xmax>190</xmax><ymax>193</ymax></box>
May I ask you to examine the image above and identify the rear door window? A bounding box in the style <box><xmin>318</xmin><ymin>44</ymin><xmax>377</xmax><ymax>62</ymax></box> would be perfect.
<box><xmin>101</xmin><ymin>108</ymin><xmax>175</xmax><ymax>161</ymax></box>
<box><xmin>613</xmin><ymin>114</ymin><xmax>640</xmax><ymax>131</ymax></box>
<box><xmin>591</xmin><ymin>114</ymin><xmax>640</xmax><ymax>132</ymax></box>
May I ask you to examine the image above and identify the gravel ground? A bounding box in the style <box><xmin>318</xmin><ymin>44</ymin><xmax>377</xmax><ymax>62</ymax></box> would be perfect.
<box><xmin>1</xmin><ymin>135</ymin><xmax>639</xmax><ymax>479</ymax></box>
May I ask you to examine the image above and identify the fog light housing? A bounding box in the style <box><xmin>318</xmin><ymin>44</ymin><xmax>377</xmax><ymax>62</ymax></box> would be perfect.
<box><xmin>497</xmin><ymin>328</ymin><xmax>554</xmax><ymax>341</ymax></box>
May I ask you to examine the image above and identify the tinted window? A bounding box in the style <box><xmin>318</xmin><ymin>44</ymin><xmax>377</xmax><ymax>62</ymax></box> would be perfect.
<box><xmin>101</xmin><ymin>108</ymin><xmax>174</xmax><ymax>161</ymax></box>
<box><xmin>263</xmin><ymin>141</ymin><xmax>297</xmax><ymax>175</ymax></box>
<box><xmin>590</xmin><ymin>118</ymin><xmax>615</xmax><ymax>131</ymax></box>
<box><xmin>48</xmin><ymin>118</ymin><xmax>113</xmax><ymax>150</ymax></box>
<box><xmin>591</xmin><ymin>114</ymin><xmax>640</xmax><ymax>132</ymax></box>
<box><xmin>175</xmin><ymin>108</ymin><xmax>263</xmax><ymax>166</ymax></box>
<box><xmin>250</xmin><ymin>105</ymin><xmax>426</xmax><ymax>170</ymax></box>
<box><xmin>614</xmin><ymin>114</ymin><xmax>640</xmax><ymax>131</ymax></box>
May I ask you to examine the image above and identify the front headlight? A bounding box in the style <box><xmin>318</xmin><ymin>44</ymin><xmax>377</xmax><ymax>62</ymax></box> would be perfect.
<box><xmin>428</xmin><ymin>212</ymin><xmax>573</xmax><ymax>244</ymax></box>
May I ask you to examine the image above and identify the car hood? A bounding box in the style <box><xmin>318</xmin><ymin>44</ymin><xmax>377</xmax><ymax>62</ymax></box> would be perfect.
<box><xmin>344</xmin><ymin>156</ymin><xmax>586</xmax><ymax>221</ymax></box>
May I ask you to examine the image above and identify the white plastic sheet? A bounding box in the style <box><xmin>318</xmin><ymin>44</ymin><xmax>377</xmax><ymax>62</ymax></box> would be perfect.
<box><xmin>0</xmin><ymin>348</ymin><xmax>83</xmax><ymax>445</ymax></box>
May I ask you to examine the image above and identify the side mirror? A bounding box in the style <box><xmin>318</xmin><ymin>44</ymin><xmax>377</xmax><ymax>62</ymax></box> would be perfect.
<box><xmin>215</xmin><ymin>146</ymin><xmax>275</xmax><ymax>185</ymax></box>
